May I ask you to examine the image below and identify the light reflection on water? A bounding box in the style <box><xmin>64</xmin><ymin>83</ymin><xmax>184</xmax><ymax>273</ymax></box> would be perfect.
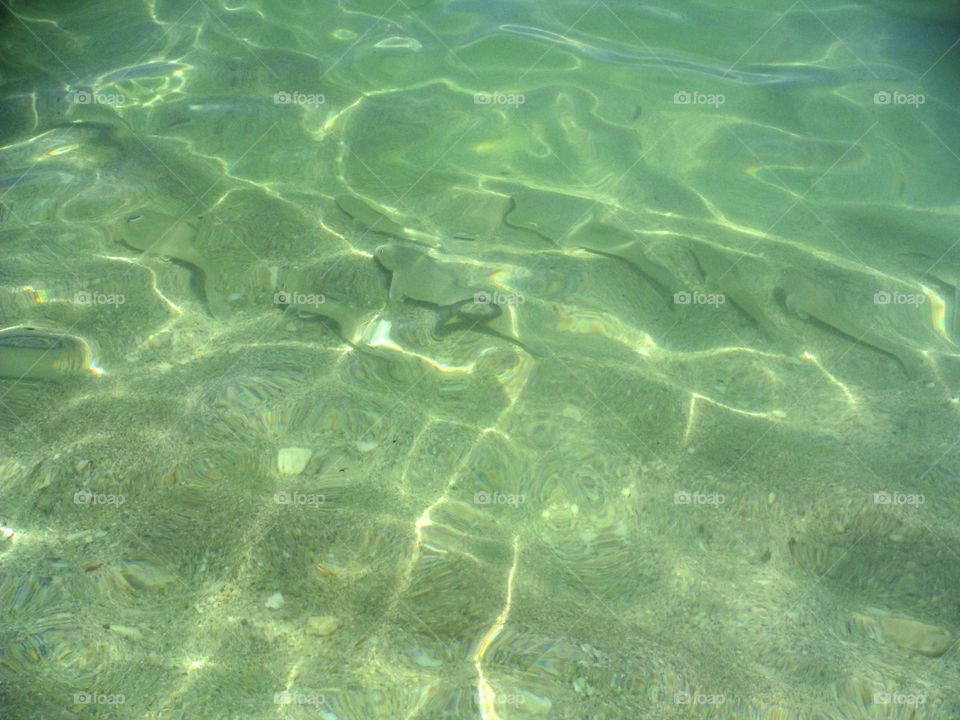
<box><xmin>0</xmin><ymin>0</ymin><xmax>959</xmax><ymax>717</ymax></box>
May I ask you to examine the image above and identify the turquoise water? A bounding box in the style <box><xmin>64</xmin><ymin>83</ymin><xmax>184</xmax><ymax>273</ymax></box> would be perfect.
<box><xmin>1</xmin><ymin>0</ymin><xmax>960</xmax><ymax>717</ymax></box>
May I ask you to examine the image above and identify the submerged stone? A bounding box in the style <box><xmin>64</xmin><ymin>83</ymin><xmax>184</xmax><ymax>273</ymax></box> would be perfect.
<box><xmin>880</xmin><ymin>617</ymin><xmax>951</xmax><ymax>657</ymax></box>
<box><xmin>335</xmin><ymin>194</ymin><xmax>409</xmax><ymax>238</ymax></box>
<box><xmin>115</xmin><ymin>208</ymin><xmax>229</xmax><ymax>318</ymax></box>
<box><xmin>577</xmin><ymin>233</ymin><xmax>685</xmax><ymax>305</ymax></box>
<box><xmin>277</xmin><ymin>447</ymin><xmax>312</xmax><ymax>475</ymax></box>
<box><xmin>119</xmin><ymin>560</ymin><xmax>178</xmax><ymax>592</ymax></box>
<box><xmin>374</xmin><ymin>243</ymin><xmax>535</xmax><ymax>353</ymax></box>
<box><xmin>305</xmin><ymin>615</ymin><xmax>341</xmax><ymax>636</ymax></box>
<box><xmin>780</xmin><ymin>270</ymin><xmax>928</xmax><ymax>378</ymax></box>
<box><xmin>275</xmin><ymin>257</ymin><xmax>387</xmax><ymax>344</ymax></box>
<box><xmin>265</xmin><ymin>592</ymin><xmax>285</xmax><ymax>610</ymax></box>
<box><xmin>689</xmin><ymin>241</ymin><xmax>796</xmax><ymax>353</ymax></box>
<box><xmin>0</xmin><ymin>326</ymin><xmax>98</xmax><ymax>380</ymax></box>
<box><xmin>375</xmin><ymin>242</ymin><xmax>482</xmax><ymax>306</ymax></box>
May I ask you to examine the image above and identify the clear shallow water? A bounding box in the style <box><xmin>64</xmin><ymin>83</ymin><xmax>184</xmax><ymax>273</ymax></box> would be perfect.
<box><xmin>1</xmin><ymin>0</ymin><xmax>960</xmax><ymax>718</ymax></box>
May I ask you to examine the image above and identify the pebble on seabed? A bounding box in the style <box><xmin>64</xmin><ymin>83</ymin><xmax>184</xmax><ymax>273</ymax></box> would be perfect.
<box><xmin>880</xmin><ymin>616</ymin><xmax>952</xmax><ymax>657</ymax></box>
<box><xmin>305</xmin><ymin>615</ymin><xmax>341</xmax><ymax>636</ymax></box>
<box><xmin>120</xmin><ymin>561</ymin><xmax>177</xmax><ymax>591</ymax></box>
<box><xmin>265</xmin><ymin>592</ymin><xmax>285</xmax><ymax>610</ymax></box>
<box><xmin>277</xmin><ymin>447</ymin><xmax>313</xmax><ymax>475</ymax></box>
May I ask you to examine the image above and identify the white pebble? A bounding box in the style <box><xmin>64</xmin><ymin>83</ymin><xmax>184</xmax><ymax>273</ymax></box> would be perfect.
<box><xmin>265</xmin><ymin>592</ymin><xmax>285</xmax><ymax>610</ymax></box>
<box><xmin>277</xmin><ymin>447</ymin><xmax>312</xmax><ymax>475</ymax></box>
<box><xmin>305</xmin><ymin>615</ymin><xmax>341</xmax><ymax>636</ymax></box>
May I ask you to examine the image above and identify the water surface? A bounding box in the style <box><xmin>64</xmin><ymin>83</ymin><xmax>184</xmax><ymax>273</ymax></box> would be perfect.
<box><xmin>1</xmin><ymin>0</ymin><xmax>960</xmax><ymax>718</ymax></box>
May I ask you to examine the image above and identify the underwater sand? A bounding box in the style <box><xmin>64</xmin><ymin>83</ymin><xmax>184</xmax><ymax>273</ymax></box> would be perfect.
<box><xmin>1</xmin><ymin>0</ymin><xmax>960</xmax><ymax>718</ymax></box>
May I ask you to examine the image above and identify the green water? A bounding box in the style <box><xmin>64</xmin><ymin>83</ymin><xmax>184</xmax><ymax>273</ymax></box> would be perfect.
<box><xmin>1</xmin><ymin>0</ymin><xmax>960</xmax><ymax>718</ymax></box>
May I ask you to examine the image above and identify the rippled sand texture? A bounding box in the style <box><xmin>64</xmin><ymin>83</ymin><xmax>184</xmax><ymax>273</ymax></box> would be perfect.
<box><xmin>1</xmin><ymin>0</ymin><xmax>960</xmax><ymax>717</ymax></box>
